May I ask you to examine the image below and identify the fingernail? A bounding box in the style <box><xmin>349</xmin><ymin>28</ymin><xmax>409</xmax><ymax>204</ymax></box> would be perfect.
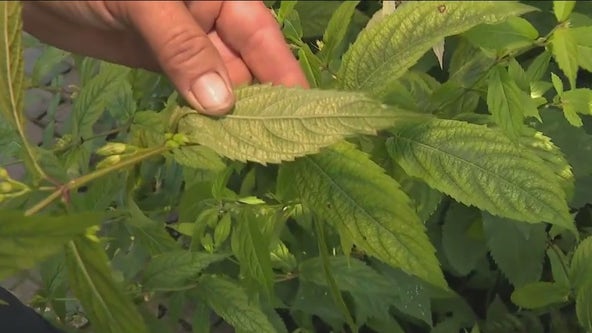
<box><xmin>189</xmin><ymin>72</ymin><xmax>233</xmax><ymax>114</ymax></box>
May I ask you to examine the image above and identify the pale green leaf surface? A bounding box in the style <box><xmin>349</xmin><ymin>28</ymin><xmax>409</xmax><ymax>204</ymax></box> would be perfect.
<box><xmin>338</xmin><ymin>1</ymin><xmax>535</xmax><ymax>96</ymax></box>
<box><xmin>177</xmin><ymin>85</ymin><xmax>402</xmax><ymax>164</ymax></box>
<box><xmin>387</xmin><ymin>118</ymin><xmax>574</xmax><ymax>230</ymax></box>
<box><xmin>483</xmin><ymin>214</ymin><xmax>547</xmax><ymax>287</ymax></box>
<box><xmin>0</xmin><ymin>2</ymin><xmax>23</xmax><ymax>129</ymax></box>
<box><xmin>576</xmin><ymin>283</ymin><xmax>592</xmax><ymax>331</ymax></box>
<box><xmin>464</xmin><ymin>16</ymin><xmax>538</xmax><ymax>52</ymax></box>
<box><xmin>0</xmin><ymin>211</ymin><xmax>101</xmax><ymax>280</ymax></box>
<box><xmin>553</xmin><ymin>1</ymin><xmax>576</xmax><ymax>22</ymax></box>
<box><xmin>287</xmin><ymin>142</ymin><xmax>447</xmax><ymax>288</ymax></box>
<box><xmin>511</xmin><ymin>282</ymin><xmax>570</xmax><ymax>309</ymax></box>
<box><xmin>143</xmin><ymin>251</ymin><xmax>226</xmax><ymax>290</ymax></box>
<box><xmin>562</xmin><ymin>88</ymin><xmax>592</xmax><ymax>117</ymax></box>
<box><xmin>66</xmin><ymin>238</ymin><xmax>148</xmax><ymax>333</ymax></box>
<box><xmin>172</xmin><ymin>145</ymin><xmax>226</xmax><ymax>172</ymax></box>
<box><xmin>198</xmin><ymin>275</ymin><xmax>276</xmax><ymax>333</ymax></box>
<box><xmin>550</xmin><ymin>27</ymin><xmax>579</xmax><ymax>89</ymax></box>
<box><xmin>570</xmin><ymin>236</ymin><xmax>592</xmax><ymax>294</ymax></box>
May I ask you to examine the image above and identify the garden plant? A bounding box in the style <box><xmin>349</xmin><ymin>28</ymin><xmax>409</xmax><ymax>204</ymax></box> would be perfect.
<box><xmin>2</xmin><ymin>1</ymin><xmax>592</xmax><ymax>332</ymax></box>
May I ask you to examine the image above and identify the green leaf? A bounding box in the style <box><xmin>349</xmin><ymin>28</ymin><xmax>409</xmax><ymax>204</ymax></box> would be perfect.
<box><xmin>386</xmin><ymin>118</ymin><xmax>574</xmax><ymax>231</ymax></box>
<box><xmin>576</xmin><ymin>283</ymin><xmax>592</xmax><ymax>332</ymax></box>
<box><xmin>553</xmin><ymin>1</ymin><xmax>576</xmax><ymax>22</ymax></box>
<box><xmin>526</xmin><ymin>51</ymin><xmax>552</xmax><ymax>82</ymax></box>
<box><xmin>571</xmin><ymin>26</ymin><xmax>592</xmax><ymax>72</ymax></box>
<box><xmin>297</xmin><ymin>44</ymin><xmax>322</xmax><ymax>88</ymax></box>
<box><xmin>172</xmin><ymin>145</ymin><xmax>226</xmax><ymax>172</ymax></box>
<box><xmin>287</xmin><ymin>142</ymin><xmax>447</xmax><ymax>288</ymax></box>
<box><xmin>66</xmin><ymin>237</ymin><xmax>148</xmax><ymax>333</ymax></box>
<box><xmin>319</xmin><ymin>1</ymin><xmax>360</xmax><ymax>63</ymax></box>
<box><xmin>197</xmin><ymin>275</ymin><xmax>277</xmax><ymax>333</ymax></box>
<box><xmin>230</xmin><ymin>210</ymin><xmax>275</xmax><ymax>298</ymax></box>
<box><xmin>562</xmin><ymin>88</ymin><xmax>592</xmax><ymax>117</ymax></box>
<box><xmin>511</xmin><ymin>282</ymin><xmax>570</xmax><ymax>309</ymax></box>
<box><xmin>338</xmin><ymin>1</ymin><xmax>535</xmax><ymax>97</ymax></box>
<box><xmin>71</xmin><ymin>61</ymin><xmax>131</xmax><ymax>138</ymax></box>
<box><xmin>441</xmin><ymin>204</ymin><xmax>487</xmax><ymax>276</ymax></box>
<box><xmin>482</xmin><ymin>214</ymin><xmax>547</xmax><ymax>287</ymax></box>
<box><xmin>550</xmin><ymin>26</ymin><xmax>578</xmax><ymax>89</ymax></box>
<box><xmin>464</xmin><ymin>16</ymin><xmax>538</xmax><ymax>52</ymax></box>
<box><xmin>30</xmin><ymin>45</ymin><xmax>70</xmax><ymax>86</ymax></box>
<box><xmin>487</xmin><ymin>65</ymin><xmax>536</xmax><ymax>138</ymax></box>
<box><xmin>142</xmin><ymin>250</ymin><xmax>226</xmax><ymax>290</ymax></box>
<box><xmin>551</xmin><ymin>72</ymin><xmax>564</xmax><ymax>96</ymax></box>
<box><xmin>570</xmin><ymin>236</ymin><xmax>592</xmax><ymax>294</ymax></box>
<box><xmin>547</xmin><ymin>245</ymin><xmax>571</xmax><ymax>287</ymax></box>
<box><xmin>177</xmin><ymin>85</ymin><xmax>403</xmax><ymax>164</ymax></box>
<box><xmin>0</xmin><ymin>211</ymin><xmax>101</xmax><ymax>280</ymax></box>
<box><xmin>0</xmin><ymin>2</ymin><xmax>24</xmax><ymax>130</ymax></box>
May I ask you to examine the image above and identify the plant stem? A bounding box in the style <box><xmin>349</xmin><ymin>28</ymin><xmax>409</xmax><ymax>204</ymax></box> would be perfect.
<box><xmin>25</xmin><ymin>145</ymin><xmax>169</xmax><ymax>216</ymax></box>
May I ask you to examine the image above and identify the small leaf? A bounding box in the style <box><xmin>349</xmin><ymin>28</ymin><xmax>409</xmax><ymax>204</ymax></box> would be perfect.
<box><xmin>464</xmin><ymin>16</ymin><xmax>538</xmax><ymax>52</ymax></box>
<box><xmin>551</xmin><ymin>72</ymin><xmax>564</xmax><ymax>95</ymax></box>
<box><xmin>338</xmin><ymin>1</ymin><xmax>535</xmax><ymax>97</ymax></box>
<box><xmin>511</xmin><ymin>282</ymin><xmax>570</xmax><ymax>309</ymax></box>
<box><xmin>553</xmin><ymin>1</ymin><xmax>576</xmax><ymax>22</ymax></box>
<box><xmin>319</xmin><ymin>1</ymin><xmax>360</xmax><ymax>63</ymax></box>
<box><xmin>66</xmin><ymin>238</ymin><xmax>148</xmax><ymax>333</ymax></box>
<box><xmin>570</xmin><ymin>236</ymin><xmax>592</xmax><ymax>294</ymax></box>
<box><xmin>143</xmin><ymin>251</ymin><xmax>227</xmax><ymax>290</ymax></box>
<box><xmin>562</xmin><ymin>88</ymin><xmax>592</xmax><ymax>117</ymax></box>
<box><xmin>550</xmin><ymin>26</ymin><xmax>579</xmax><ymax>89</ymax></box>
<box><xmin>287</xmin><ymin>142</ymin><xmax>447</xmax><ymax>288</ymax></box>
<box><xmin>30</xmin><ymin>45</ymin><xmax>70</xmax><ymax>86</ymax></box>
<box><xmin>177</xmin><ymin>85</ymin><xmax>403</xmax><ymax>164</ymax></box>
<box><xmin>547</xmin><ymin>245</ymin><xmax>571</xmax><ymax>287</ymax></box>
<box><xmin>0</xmin><ymin>211</ymin><xmax>102</xmax><ymax>280</ymax></box>
<box><xmin>483</xmin><ymin>214</ymin><xmax>547</xmax><ymax>287</ymax></box>
<box><xmin>576</xmin><ymin>283</ymin><xmax>592</xmax><ymax>332</ymax></box>
<box><xmin>197</xmin><ymin>275</ymin><xmax>277</xmax><ymax>333</ymax></box>
<box><xmin>387</xmin><ymin>118</ymin><xmax>574</xmax><ymax>231</ymax></box>
<box><xmin>0</xmin><ymin>2</ymin><xmax>24</xmax><ymax>130</ymax></box>
<box><xmin>526</xmin><ymin>51</ymin><xmax>552</xmax><ymax>82</ymax></box>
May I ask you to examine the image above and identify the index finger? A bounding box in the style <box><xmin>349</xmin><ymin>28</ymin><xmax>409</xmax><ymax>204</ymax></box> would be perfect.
<box><xmin>216</xmin><ymin>1</ymin><xmax>309</xmax><ymax>88</ymax></box>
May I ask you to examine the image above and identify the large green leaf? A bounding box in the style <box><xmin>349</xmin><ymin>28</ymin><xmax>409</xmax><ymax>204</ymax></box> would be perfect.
<box><xmin>0</xmin><ymin>2</ymin><xmax>23</xmax><ymax>129</ymax></box>
<box><xmin>570</xmin><ymin>236</ymin><xmax>592</xmax><ymax>294</ymax></box>
<box><xmin>0</xmin><ymin>211</ymin><xmax>101</xmax><ymax>280</ymax></box>
<box><xmin>285</xmin><ymin>142</ymin><xmax>447</xmax><ymax>288</ymax></box>
<box><xmin>66</xmin><ymin>237</ymin><xmax>148</xmax><ymax>333</ymax></box>
<box><xmin>464</xmin><ymin>16</ymin><xmax>538</xmax><ymax>52</ymax></box>
<box><xmin>576</xmin><ymin>283</ymin><xmax>592</xmax><ymax>332</ymax></box>
<box><xmin>197</xmin><ymin>275</ymin><xmax>277</xmax><ymax>333</ymax></box>
<box><xmin>483</xmin><ymin>214</ymin><xmax>547</xmax><ymax>287</ymax></box>
<box><xmin>386</xmin><ymin>119</ymin><xmax>574</xmax><ymax>231</ymax></box>
<box><xmin>177</xmin><ymin>85</ymin><xmax>404</xmax><ymax>164</ymax></box>
<box><xmin>550</xmin><ymin>26</ymin><xmax>579</xmax><ymax>89</ymax></box>
<box><xmin>318</xmin><ymin>0</ymin><xmax>360</xmax><ymax>63</ymax></box>
<box><xmin>553</xmin><ymin>1</ymin><xmax>576</xmax><ymax>22</ymax></box>
<box><xmin>511</xmin><ymin>282</ymin><xmax>570</xmax><ymax>309</ymax></box>
<box><xmin>338</xmin><ymin>1</ymin><xmax>535</xmax><ymax>96</ymax></box>
<box><xmin>142</xmin><ymin>250</ymin><xmax>227</xmax><ymax>290</ymax></box>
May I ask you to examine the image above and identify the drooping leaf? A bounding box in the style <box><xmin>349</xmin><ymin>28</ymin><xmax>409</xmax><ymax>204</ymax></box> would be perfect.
<box><xmin>464</xmin><ymin>16</ymin><xmax>539</xmax><ymax>52</ymax></box>
<box><xmin>550</xmin><ymin>26</ymin><xmax>579</xmax><ymax>89</ymax></box>
<box><xmin>66</xmin><ymin>237</ymin><xmax>149</xmax><ymax>333</ymax></box>
<box><xmin>197</xmin><ymin>275</ymin><xmax>277</xmax><ymax>333</ymax></box>
<box><xmin>177</xmin><ymin>85</ymin><xmax>404</xmax><ymax>164</ymax></box>
<box><xmin>0</xmin><ymin>211</ymin><xmax>101</xmax><ymax>280</ymax></box>
<box><xmin>482</xmin><ymin>214</ymin><xmax>547</xmax><ymax>287</ymax></box>
<box><xmin>0</xmin><ymin>2</ymin><xmax>24</xmax><ymax>130</ymax></box>
<box><xmin>230</xmin><ymin>210</ymin><xmax>275</xmax><ymax>298</ymax></box>
<box><xmin>338</xmin><ymin>1</ymin><xmax>535</xmax><ymax>97</ymax></box>
<box><xmin>570</xmin><ymin>236</ymin><xmax>592</xmax><ymax>294</ymax></box>
<box><xmin>319</xmin><ymin>1</ymin><xmax>360</xmax><ymax>63</ymax></box>
<box><xmin>285</xmin><ymin>142</ymin><xmax>447</xmax><ymax>288</ymax></box>
<box><xmin>386</xmin><ymin>118</ymin><xmax>574</xmax><ymax>231</ymax></box>
<box><xmin>142</xmin><ymin>250</ymin><xmax>227</xmax><ymax>290</ymax></box>
<box><xmin>576</xmin><ymin>283</ymin><xmax>592</xmax><ymax>332</ymax></box>
<box><xmin>511</xmin><ymin>282</ymin><xmax>570</xmax><ymax>309</ymax></box>
<box><xmin>553</xmin><ymin>1</ymin><xmax>576</xmax><ymax>22</ymax></box>
<box><xmin>562</xmin><ymin>88</ymin><xmax>592</xmax><ymax>118</ymax></box>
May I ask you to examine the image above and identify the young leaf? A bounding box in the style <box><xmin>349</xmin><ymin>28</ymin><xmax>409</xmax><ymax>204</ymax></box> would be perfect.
<box><xmin>197</xmin><ymin>275</ymin><xmax>277</xmax><ymax>333</ymax></box>
<box><xmin>553</xmin><ymin>1</ymin><xmax>576</xmax><ymax>22</ymax></box>
<box><xmin>576</xmin><ymin>283</ymin><xmax>592</xmax><ymax>332</ymax></box>
<box><xmin>482</xmin><ymin>214</ymin><xmax>547</xmax><ymax>287</ymax></box>
<box><xmin>526</xmin><ymin>51</ymin><xmax>552</xmax><ymax>82</ymax></box>
<box><xmin>66</xmin><ymin>238</ymin><xmax>148</xmax><ymax>333</ymax></box>
<box><xmin>177</xmin><ymin>85</ymin><xmax>404</xmax><ymax>164</ymax></box>
<box><xmin>142</xmin><ymin>251</ymin><xmax>227</xmax><ymax>290</ymax></box>
<box><xmin>511</xmin><ymin>282</ymin><xmax>570</xmax><ymax>309</ymax></box>
<box><xmin>286</xmin><ymin>142</ymin><xmax>447</xmax><ymax>289</ymax></box>
<box><xmin>386</xmin><ymin>118</ymin><xmax>574</xmax><ymax>231</ymax></box>
<box><xmin>230</xmin><ymin>211</ymin><xmax>275</xmax><ymax>298</ymax></box>
<box><xmin>550</xmin><ymin>26</ymin><xmax>578</xmax><ymax>89</ymax></box>
<box><xmin>0</xmin><ymin>211</ymin><xmax>101</xmax><ymax>280</ymax></box>
<box><xmin>318</xmin><ymin>1</ymin><xmax>360</xmax><ymax>63</ymax></box>
<box><xmin>0</xmin><ymin>2</ymin><xmax>24</xmax><ymax>130</ymax></box>
<box><xmin>547</xmin><ymin>245</ymin><xmax>571</xmax><ymax>287</ymax></box>
<box><xmin>338</xmin><ymin>1</ymin><xmax>535</xmax><ymax>97</ymax></box>
<box><xmin>570</xmin><ymin>237</ymin><xmax>592</xmax><ymax>294</ymax></box>
<box><xmin>464</xmin><ymin>16</ymin><xmax>538</xmax><ymax>52</ymax></box>
<box><xmin>562</xmin><ymin>88</ymin><xmax>592</xmax><ymax>118</ymax></box>
<box><xmin>572</xmin><ymin>26</ymin><xmax>592</xmax><ymax>72</ymax></box>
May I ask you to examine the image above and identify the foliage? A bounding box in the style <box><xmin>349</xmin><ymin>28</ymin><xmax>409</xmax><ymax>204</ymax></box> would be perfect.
<box><xmin>2</xmin><ymin>1</ymin><xmax>592</xmax><ymax>332</ymax></box>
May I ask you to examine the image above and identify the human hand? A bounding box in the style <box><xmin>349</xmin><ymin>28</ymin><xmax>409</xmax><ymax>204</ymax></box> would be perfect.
<box><xmin>22</xmin><ymin>1</ymin><xmax>309</xmax><ymax>115</ymax></box>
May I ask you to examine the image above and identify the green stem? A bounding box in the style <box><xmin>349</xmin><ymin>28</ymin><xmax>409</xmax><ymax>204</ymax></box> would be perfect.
<box><xmin>25</xmin><ymin>145</ymin><xmax>169</xmax><ymax>216</ymax></box>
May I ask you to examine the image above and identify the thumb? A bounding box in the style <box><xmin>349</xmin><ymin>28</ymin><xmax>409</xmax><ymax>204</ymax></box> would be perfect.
<box><xmin>119</xmin><ymin>1</ymin><xmax>234</xmax><ymax>115</ymax></box>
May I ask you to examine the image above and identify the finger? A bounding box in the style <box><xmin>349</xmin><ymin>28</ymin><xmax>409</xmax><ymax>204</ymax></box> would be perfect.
<box><xmin>114</xmin><ymin>1</ymin><xmax>235</xmax><ymax>115</ymax></box>
<box><xmin>216</xmin><ymin>1</ymin><xmax>309</xmax><ymax>88</ymax></box>
<box><xmin>208</xmin><ymin>31</ymin><xmax>253</xmax><ymax>86</ymax></box>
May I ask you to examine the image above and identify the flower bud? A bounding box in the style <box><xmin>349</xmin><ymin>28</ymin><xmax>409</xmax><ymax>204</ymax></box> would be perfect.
<box><xmin>96</xmin><ymin>155</ymin><xmax>122</xmax><ymax>169</ymax></box>
<box><xmin>96</xmin><ymin>142</ymin><xmax>129</xmax><ymax>156</ymax></box>
<box><xmin>0</xmin><ymin>182</ymin><xmax>12</xmax><ymax>194</ymax></box>
<box><xmin>0</xmin><ymin>167</ymin><xmax>8</xmax><ymax>180</ymax></box>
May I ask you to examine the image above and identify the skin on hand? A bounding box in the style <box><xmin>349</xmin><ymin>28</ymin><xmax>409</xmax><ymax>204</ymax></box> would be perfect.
<box><xmin>22</xmin><ymin>1</ymin><xmax>309</xmax><ymax>115</ymax></box>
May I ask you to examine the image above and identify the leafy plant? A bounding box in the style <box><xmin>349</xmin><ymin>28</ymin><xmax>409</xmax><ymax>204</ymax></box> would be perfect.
<box><xmin>2</xmin><ymin>1</ymin><xmax>592</xmax><ymax>332</ymax></box>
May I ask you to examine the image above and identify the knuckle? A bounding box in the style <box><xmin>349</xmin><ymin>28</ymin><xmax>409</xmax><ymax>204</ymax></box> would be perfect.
<box><xmin>159</xmin><ymin>29</ymin><xmax>213</xmax><ymax>73</ymax></box>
